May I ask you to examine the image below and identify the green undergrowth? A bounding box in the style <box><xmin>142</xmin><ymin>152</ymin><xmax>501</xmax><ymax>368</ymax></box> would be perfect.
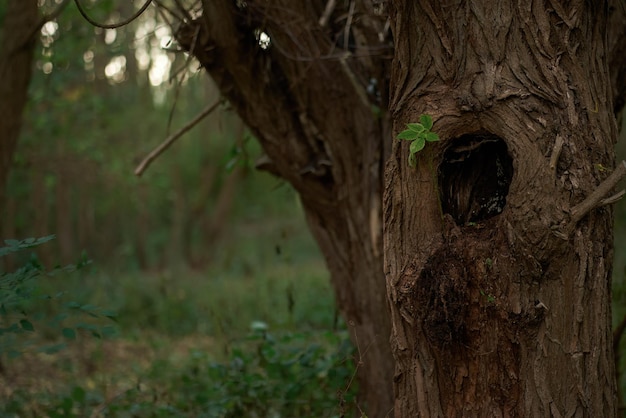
<box><xmin>0</xmin><ymin>243</ymin><xmax>360</xmax><ymax>417</ymax></box>
<box><xmin>1</xmin><ymin>328</ymin><xmax>357</xmax><ymax>417</ymax></box>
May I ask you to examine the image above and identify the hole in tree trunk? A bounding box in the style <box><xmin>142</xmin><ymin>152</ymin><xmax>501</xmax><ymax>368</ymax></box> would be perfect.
<box><xmin>439</xmin><ymin>133</ymin><xmax>513</xmax><ymax>226</ymax></box>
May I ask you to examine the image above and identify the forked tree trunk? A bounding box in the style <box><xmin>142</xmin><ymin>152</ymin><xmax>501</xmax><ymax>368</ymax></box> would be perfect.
<box><xmin>177</xmin><ymin>1</ymin><xmax>395</xmax><ymax>414</ymax></box>
<box><xmin>175</xmin><ymin>0</ymin><xmax>626</xmax><ymax>415</ymax></box>
<box><xmin>385</xmin><ymin>1</ymin><xmax>618</xmax><ymax>415</ymax></box>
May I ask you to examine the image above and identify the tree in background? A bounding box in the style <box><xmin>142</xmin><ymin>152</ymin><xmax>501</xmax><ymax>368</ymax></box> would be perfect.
<box><xmin>1</xmin><ymin>0</ymin><xmax>251</xmax><ymax>268</ymax></box>
<box><xmin>0</xmin><ymin>1</ymin><xmax>38</xmax><ymax>209</ymax></box>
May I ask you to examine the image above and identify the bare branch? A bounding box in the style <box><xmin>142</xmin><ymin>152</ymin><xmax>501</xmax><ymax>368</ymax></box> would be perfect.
<box><xmin>74</xmin><ymin>0</ymin><xmax>154</xmax><ymax>29</ymax></box>
<box><xmin>172</xmin><ymin>0</ymin><xmax>194</xmax><ymax>21</ymax></box>
<box><xmin>319</xmin><ymin>0</ymin><xmax>337</xmax><ymax>27</ymax></box>
<box><xmin>549</xmin><ymin>134</ymin><xmax>564</xmax><ymax>177</ymax></box>
<box><xmin>134</xmin><ymin>100</ymin><xmax>221</xmax><ymax>177</ymax></box>
<box><xmin>569</xmin><ymin>160</ymin><xmax>626</xmax><ymax>225</ymax></box>
<box><xmin>154</xmin><ymin>0</ymin><xmax>188</xmax><ymax>22</ymax></box>
<box><xmin>342</xmin><ymin>0</ymin><xmax>356</xmax><ymax>49</ymax></box>
<box><xmin>600</xmin><ymin>189</ymin><xmax>625</xmax><ymax>206</ymax></box>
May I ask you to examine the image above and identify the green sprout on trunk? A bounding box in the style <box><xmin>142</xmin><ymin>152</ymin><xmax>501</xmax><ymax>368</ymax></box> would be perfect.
<box><xmin>397</xmin><ymin>114</ymin><xmax>440</xmax><ymax>167</ymax></box>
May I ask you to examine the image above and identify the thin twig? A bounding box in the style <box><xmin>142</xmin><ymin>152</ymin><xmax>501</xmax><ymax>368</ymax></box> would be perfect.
<box><xmin>339</xmin><ymin>55</ymin><xmax>370</xmax><ymax>108</ymax></box>
<box><xmin>319</xmin><ymin>0</ymin><xmax>337</xmax><ymax>27</ymax></box>
<box><xmin>549</xmin><ymin>134</ymin><xmax>564</xmax><ymax>177</ymax></box>
<box><xmin>74</xmin><ymin>0</ymin><xmax>154</xmax><ymax>29</ymax></box>
<box><xmin>342</xmin><ymin>0</ymin><xmax>356</xmax><ymax>49</ymax></box>
<box><xmin>600</xmin><ymin>189</ymin><xmax>626</xmax><ymax>206</ymax></box>
<box><xmin>153</xmin><ymin>0</ymin><xmax>173</xmax><ymax>29</ymax></box>
<box><xmin>165</xmin><ymin>23</ymin><xmax>200</xmax><ymax>133</ymax></box>
<box><xmin>166</xmin><ymin>71</ymin><xmax>187</xmax><ymax>135</ymax></box>
<box><xmin>135</xmin><ymin>100</ymin><xmax>221</xmax><ymax>176</ymax></box>
<box><xmin>172</xmin><ymin>0</ymin><xmax>194</xmax><ymax>21</ymax></box>
<box><xmin>153</xmin><ymin>0</ymin><xmax>187</xmax><ymax>22</ymax></box>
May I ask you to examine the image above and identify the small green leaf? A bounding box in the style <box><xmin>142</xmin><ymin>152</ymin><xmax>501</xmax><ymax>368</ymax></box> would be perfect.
<box><xmin>62</xmin><ymin>327</ymin><xmax>76</xmax><ymax>340</ymax></box>
<box><xmin>39</xmin><ymin>343</ymin><xmax>67</xmax><ymax>354</ymax></box>
<box><xmin>397</xmin><ymin>130</ymin><xmax>418</xmax><ymax>141</ymax></box>
<box><xmin>408</xmin><ymin>152</ymin><xmax>417</xmax><ymax>168</ymax></box>
<box><xmin>407</xmin><ymin>123</ymin><xmax>425</xmax><ymax>133</ymax></box>
<box><xmin>101</xmin><ymin>325</ymin><xmax>118</xmax><ymax>337</ymax></box>
<box><xmin>71</xmin><ymin>386</ymin><xmax>86</xmax><ymax>402</ymax></box>
<box><xmin>419</xmin><ymin>114</ymin><xmax>433</xmax><ymax>130</ymax></box>
<box><xmin>52</xmin><ymin>312</ymin><xmax>69</xmax><ymax>323</ymax></box>
<box><xmin>101</xmin><ymin>310</ymin><xmax>118</xmax><ymax>321</ymax></box>
<box><xmin>410</xmin><ymin>138</ymin><xmax>426</xmax><ymax>154</ymax></box>
<box><xmin>8</xmin><ymin>350</ymin><xmax>21</xmax><ymax>359</ymax></box>
<box><xmin>425</xmin><ymin>132</ymin><xmax>440</xmax><ymax>142</ymax></box>
<box><xmin>20</xmin><ymin>319</ymin><xmax>34</xmax><ymax>332</ymax></box>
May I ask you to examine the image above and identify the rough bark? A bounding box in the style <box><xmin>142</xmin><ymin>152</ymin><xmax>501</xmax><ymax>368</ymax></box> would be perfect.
<box><xmin>0</xmin><ymin>0</ymin><xmax>38</xmax><ymax>212</ymax></box>
<box><xmin>385</xmin><ymin>1</ymin><xmax>619</xmax><ymax>416</ymax></box>
<box><xmin>175</xmin><ymin>1</ymin><xmax>394</xmax><ymax>415</ymax></box>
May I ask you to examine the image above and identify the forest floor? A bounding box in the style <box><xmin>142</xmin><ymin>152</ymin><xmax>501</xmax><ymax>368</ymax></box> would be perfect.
<box><xmin>0</xmin><ymin>261</ymin><xmax>359</xmax><ymax>417</ymax></box>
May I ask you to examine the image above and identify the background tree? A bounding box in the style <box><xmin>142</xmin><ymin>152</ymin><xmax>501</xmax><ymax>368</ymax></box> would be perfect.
<box><xmin>173</xmin><ymin>1</ymin><xmax>396</xmax><ymax>414</ymax></box>
<box><xmin>0</xmin><ymin>0</ymin><xmax>38</xmax><ymax>210</ymax></box>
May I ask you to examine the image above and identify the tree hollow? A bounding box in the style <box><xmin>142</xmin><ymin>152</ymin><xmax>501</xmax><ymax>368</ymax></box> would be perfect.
<box><xmin>439</xmin><ymin>133</ymin><xmax>513</xmax><ymax>226</ymax></box>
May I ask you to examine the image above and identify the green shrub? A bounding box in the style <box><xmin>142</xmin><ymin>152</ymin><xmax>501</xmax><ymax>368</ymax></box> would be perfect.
<box><xmin>0</xmin><ymin>327</ymin><xmax>357</xmax><ymax>417</ymax></box>
<box><xmin>0</xmin><ymin>236</ymin><xmax>117</xmax><ymax>358</ymax></box>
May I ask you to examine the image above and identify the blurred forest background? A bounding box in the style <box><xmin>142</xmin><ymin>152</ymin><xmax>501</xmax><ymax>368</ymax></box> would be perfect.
<box><xmin>1</xmin><ymin>1</ymin><xmax>626</xmax><ymax>416</ymax></box>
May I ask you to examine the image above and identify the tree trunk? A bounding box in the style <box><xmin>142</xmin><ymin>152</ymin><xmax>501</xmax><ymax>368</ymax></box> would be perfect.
<box><xmin>385</xmin><ymin>1</ymin><xmax>618</xmax><ymax>415</ymax></box>
<box><xmin>0</xmin><ymin>0</ymin><xmax>38</xmax><ymax>211</ymax></box>
<box><xmin>177</xmin><ymin>1</ymin><xmax>394</xmax><ymax>414</ymax></box>
<box><xmin>55</xmin><ymin>169</ymin><xmax>74</xmax><ymax>265</ymax></box>
<box><xmin>173</xmin><ymin>0</ymin><xmax>626</xmax><ymax>414</ymax></box>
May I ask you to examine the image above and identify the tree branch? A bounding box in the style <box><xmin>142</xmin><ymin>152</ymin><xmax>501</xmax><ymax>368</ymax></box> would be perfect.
<box><xmin>569</xmin><ymin>160</ymin><xmax>626</xmax><ymax>225</ymax></box>
<box><xmin>74</xmin><ymin>0</ymin><xmax>154</xmax><ymax>29</ymax></box>
<box><xmin>134</xmin><ymin>100</ymin><xmax>221</xmax><ymax>177</ymax></box>
<box><xmin>318</xmin><ymin>0</ymin><xmax>337</xmax><ymax>27</ymax></box>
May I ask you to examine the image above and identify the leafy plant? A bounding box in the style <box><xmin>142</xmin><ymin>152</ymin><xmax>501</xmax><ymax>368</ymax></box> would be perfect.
<box><xmin>147</xmin><ymin>327</ymin><xmax>358</xmax><ymax>417</ymax></box>
<box><xmin>0</xmin><ymin>327</ymin><xmax>358</xmax><ymax>417</ymax></box>
<box><xmin>0</xmin><ymin>236</ymin><xmax>117</xmax><ymax>358</ymax></box>
<box><xmin>397</xmin><ymin>114</ymin><xmax>440</xmax><ymax>167</ymax></box>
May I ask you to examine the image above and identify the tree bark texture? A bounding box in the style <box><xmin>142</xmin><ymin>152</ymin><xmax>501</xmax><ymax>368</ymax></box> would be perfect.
<box><xmin>385</xmin><ymin>1</ymin><xmax>619</xmax><ymax>416</ymax></box>
<box><xmin>0</xmin><ymin>0</ymin><xmax>38</xmax><ymax>213</ymax></box>
<box><xmin>176</xmin><ymin>1</ymin><xmax>395</xmax><ymax>415</ymax></box>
